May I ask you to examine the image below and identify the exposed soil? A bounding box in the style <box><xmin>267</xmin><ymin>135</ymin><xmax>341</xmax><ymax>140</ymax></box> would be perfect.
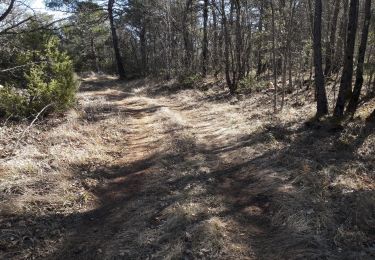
<box><xmin>0</xmin><ymin>76</ymin><xmax>374</xmax><ymax>259</ymax></box>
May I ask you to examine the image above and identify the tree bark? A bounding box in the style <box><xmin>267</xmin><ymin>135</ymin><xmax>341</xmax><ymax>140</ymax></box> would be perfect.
<box><xmin>256</xmin><ymin>2</ymin><xmax>264</xmax><ymax>77</ymax></box>
<box><xmin>313</xmin><ymin>0</ymin><xmax>329</xmax><ymax>117</ymax></box>
<box><xmin>183</xmin><ymin>0</ymin><xmax>194</xmax><ymax>72</ymax></box>
<box><xmin>234</xmin><ymin>0</ymin><xmax>243</xmax><ymax>80</ymax></box>
<box><xmin>286</xmin><ymin>0</ymin><xmax>297</xmax><ymax>94</ymax></box>
<box><xmin>211</xmin><ymin>0</ymin><xmax>219</xmax><ymax>77</ymax></box>
<box><xmin>108</xmin><ymin>0</ymin><xmax>126</xmax><ymax>79</ymax></box>
<box><xmin>271</xmin><ymin>0</ymin><xmax>278</xmax><ymax>112</ymax></box>
<box><xmin>221</xmin><ymin>0</ymin><xmax>235</xmax><ymax>94</ymax></box>
<box><xmin>324</xmin><ymin>0</ymin><xmax>340</xmax><ymax>76</ymax></box>
<box><xmin>346</xmin><ymin>0</ymin><xmax>372</xmax><ymax>114</ymax></box>
<box><xmin>334</xmin><ymin>0</ymin><xmax>359</xmax><ymax>117</ymax></box>
<box><xmin>140</xmin><ymin>24</ymin><xmax>147</xmax><ymax>76</ymax></box>
<box><xmin>90</xmin><ymin>37</ymin><xmax>100</xmax><ymax>72</ymax></box>
<box><xmin>333</xmin><ymin>0</ymin><xmax>349</xmax><ymax>73</ymax></box>
<box><xmin>202</xmin><ymin>0</ymin><xmax>209</xmax><ymax>77</ymax></box>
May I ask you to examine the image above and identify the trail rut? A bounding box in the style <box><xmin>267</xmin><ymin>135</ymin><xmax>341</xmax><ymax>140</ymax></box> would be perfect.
<box><xmin>50</xmin><ymin>79</ymin><xmax>284</xmax><ymax>259</ymax></box>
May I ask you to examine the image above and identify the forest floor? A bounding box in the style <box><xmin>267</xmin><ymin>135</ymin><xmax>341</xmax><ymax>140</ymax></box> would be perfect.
<box><xmin>0</xmin><ymin>75</ymin><xmax>374</xmax><ymax>259</ymax></box>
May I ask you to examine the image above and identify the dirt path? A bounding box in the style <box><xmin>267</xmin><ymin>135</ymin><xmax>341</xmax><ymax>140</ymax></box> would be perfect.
<box><xmin>2</xmin><ymin>77</ymin><xmax>373</xmax><ymax>259</ymax></box>
<box><xmin>45</xmin><ymin>78</ymin><xmax>285</xmax><ymax>259</ymax></box>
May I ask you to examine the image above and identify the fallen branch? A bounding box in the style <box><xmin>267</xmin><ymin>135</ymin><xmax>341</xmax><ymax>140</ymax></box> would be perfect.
<box><xmin>0</xmin><ymin>61</ymin><xmax>44</xmax><ymax>73</ymax></box>
<box><xmin>13</xmin><ymin>103</ymin><xmax>54</xmax><ymax>152</ymax></box>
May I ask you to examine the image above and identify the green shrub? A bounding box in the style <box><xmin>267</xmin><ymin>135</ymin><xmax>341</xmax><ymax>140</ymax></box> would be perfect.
<box><xmin>178</xmin><ymin>73</ymin><xmax>202</xmax><ymax>88</ymax></box>
<box><xmin>0</xmin><ymin>37</ymin><xmax>78</xmax><ymax>119</ymax></box>
<box><xmin>0</xmin><ymin>86</ymin><xmax>28</xmax><ymax>119</ymax></box>
<box><xmin>238</xmin><ymin>74</ymin><xmax>264</xmax><ymax>92</ymax></box>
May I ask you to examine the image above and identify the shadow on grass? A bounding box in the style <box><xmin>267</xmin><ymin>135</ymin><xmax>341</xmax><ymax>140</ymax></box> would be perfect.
<box><xmin>42</xmin><ymin>117</ymin><xmax>373</xmax><ymax>259</ymax></box>
<box><xmin>2</xmin><ymin>79</ymin><xmax>374</xmax><ymax>259</ymax></box>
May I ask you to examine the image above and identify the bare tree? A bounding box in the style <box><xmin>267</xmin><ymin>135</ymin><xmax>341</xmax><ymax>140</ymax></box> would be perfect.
<box><xmin>183</xmin><ymin>0</ymin><xmax>194</xmax><ymax>72</ymax></box>
<box><xmin>202</xmin><ymin>0</ymin><xmax>208</xmax><ymax>77</ymax></box>
<box><xmin>324</xmin><ymin>0</ymin><xmax>340</xmax><ymax>76</ymax></box>
<box><xmin>221</xmin><ymin>0</ymin><xmax>235</xmax><ymax>94</ymax></box>
<box><xmin>271</xmin><ymin>0</ymin><xmax>277</xmax><ymax>112</ymax></box>
<box><xmin>334</xmin><ymin>0</ymin><xmax>359</xmax><ymax>117</ymax></box>
<box><xmin>256</xmin><ymin>1</ymin><xmax>264</xmax><ymax>77</ymax></box>
<box><xmin>346</xmin><ymin>0</ymin><xmax>372</xmax><ymax>114</ymax></box>
<box><xmin>313</xmin><ymin>0</ymin><xmax>328</xmax><ymax>117</ymax></box>
<box><xmin>108</xmin><ymin>0</ymin><xmax>126</xmax><ymax>79</ymax></box>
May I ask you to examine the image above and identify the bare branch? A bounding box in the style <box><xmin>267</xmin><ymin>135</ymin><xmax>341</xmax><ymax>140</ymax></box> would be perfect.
<box><xmin>0</xmin><ymin>0</ymin><xmax>16</xmax><ymax>22</ymax></box>
<box><xmin>0</xmin><ymin>16</ymin><xmax>34</xmax><ymax>35</ymax></box>
<box><xmin>13</xmin><ymin>103</ymin><xmax>54</xmax><ymax>152</ymax></box>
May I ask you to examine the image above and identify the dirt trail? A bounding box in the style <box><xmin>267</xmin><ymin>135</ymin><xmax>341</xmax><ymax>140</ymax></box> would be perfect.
<box><xmin>47</xmin><ymin>78</ymin><xmax>286</xmax><ymax>259</ymax></box>
<box><xmin>2</xmin><ymin>77</ymin><xmax>374</xmax><ymax>259</ymax></box>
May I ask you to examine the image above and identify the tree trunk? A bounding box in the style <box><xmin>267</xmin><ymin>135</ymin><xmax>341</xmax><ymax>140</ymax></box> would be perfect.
<box><xmin>221</xmin><ymin>0</ymin><xmax>234</xmax><ymax>94</ymax></box>
<box><xmin>183</xmin><ymin>0</ymin><xmax>193</xmax><ymax>72</ymax></box>
<box><xmin>333</xmin><ymin>0</ymin><xmax>349</xmax><ymax>73</ymax></box>
<box><xmin>313</xmin><ymin>0</ymin><xmax>329</xmax><ymax>117</ymax></box>
<box><xmin>286</xmin><ymin>0</ymin><xmax>297</xmax><ymax>93</ymax></box>
<box><xmin>140</xmin><ymin>25</ymin><xmax>147</xmax><ymax>76</ymax></box>
<box><xmin>202</xmin><ymin>0</ymin><xmax>209</xmax><ymax>77</ymax></box>
<box><xmin>211</xmin><ymin>0</ymin><xmax>219</xmax><ymax>77</ymax></box>
<box><xmin>323</xmin><ymin>0</ymin><xmax>332</xmax><ymax>75</ymax></box>
<box><xmin>346</xmin><ymin>0</ymin><xmax>372</xmax><ymax>114</ymax></box>
<box><xmin>281</xmin><ymin>54</ymin><xmax>286</xmax><ymax>110</ymax></box>
<box><xmin>234</xmin><ymin>0</ymin><xmax>243</xmax><ymax>81</ymax></box>
<box><xmin>108</xmin><ymin>0</ymin><xmax>126</xmax><ymax>79</ymax></box>
<box><xmin>256</xmin><ymin>2</ymin><xmax>264</xmax><ymax>77</ymax></box>
<box><xmin>324</xmin><ymin>0</ymin><xmax>340</xmax><ymax>76</ymax></box>
<box><xmin>90</xmin><ymin>37</ymin><xmax>100</xmax><ymax>73</ymax></box>
<box><xmin>334</xmin><ymin>0</ymin><xmax>359</xmax><ymax>117</ymax></box>
<box><xmin>271</xmin><ymin>0</ymin><xmax>277</xmax><ymax>112</ymax></box>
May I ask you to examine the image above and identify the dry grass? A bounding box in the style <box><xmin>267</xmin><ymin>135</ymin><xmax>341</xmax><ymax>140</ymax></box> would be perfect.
<box><xmin>0</xmin><ymin>74</ymin><xmax>374</xmax><ymax>259</ymax></box>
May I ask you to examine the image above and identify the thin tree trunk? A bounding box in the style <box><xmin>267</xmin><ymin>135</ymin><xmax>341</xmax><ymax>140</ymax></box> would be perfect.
<box><xmin>333</xmin><ymin>0</ymin><xmax>349</xmax><ymax>73</ymax></box>
<box><xmin>313</xmin><ymin>0</ymin><xmax>329</xmax><ymax>117</ymax></box>
<box><xmin>202</xmin><ymin>0</ymin><xmax>209</xmax><ymax>77</ymax></box>
<box><xmin>183</xmin><ymin>0</ymin><xmax>193</xmax><ymax>72</ymax></box>
<box><xmin>288</xmin><ymin>51</ymin><xmax>292</xmax><ymax>91</ymax></box>
<box><xmin>281</xmin><ymin>54</ymin><xmax>286</xmax><ymax>110</ymax></box>
<box><xmin>286</xmin><ymin>0</ymin><xmax>297</xmax><ymax>93</ymax></box>
<box><xmin>271</xmin><ymin>0</ymin><xmax>277</xmax><ymax>112</ymax></box>
<box><xmin>211</xmin><ymin>0</ymin><xmax>219</xmax><ymax>77</ymax></box>
<box><xmin>140</xmin><ymin>25</ymin><xmax>147</xmax><ymax>76</ymax></box>
<box><xmin>368</xmin><ymin>73</ymin><xmax>374</xmax><ymax>94</ymax></box>
<box><xmin>324</xmin><ymin>0</ymin><xmax>332</xmax><ymax>75</ymax></box>
<box><xmin>166</xmin><ymin>3</ymin><xmax>172</xmax><ymax>79</ymax></box>
<box><xmin>235</xmin><ymin>0</ymin><xmax>243</xmax><ymax>81</ymax></box>
<box><xmin>325</xmin><ymin>0</ymin><xmax>340</xmax><ymax>76</ymax></box>
<box><xmin>108</xmin><ymin>0</ymin><xmax>126</xmax><ymax>79</ymax></box>
<box><xmin>306</xmin><ymin>0</ymin><xmax>314</xmax><ymax>88</ymax></box>
<box><xmin>256</xmin><ymin>2</ymin><xmax>264</xmax><ymax>77</ymax></box>
<box><xmin>91</xmin><ymin>37</ymin><xmax>100</xmax><ymax>73</ymax></box>
<box><xmin>346</xmin><ymin>0</ymin><xmax>372</xmax><ymax>114</ymax></box>
<box><xmin>334</xmin><ymin>0</ymin><xmax>359</xmax><ymax>117</ymax></box>
<box><xmin>365</xmin><ymin>45</ymin><xmax>373</xmax><ymax>93</ymax></box>
<box><xmin>221</xmin><ymin>0</ymin><xmax>234</xmax><ymax>94</ymax></box>
<box><xmin>244</xmin><ymin>3</ymin><xmax>253</xmax><ymax>76</ymax></box>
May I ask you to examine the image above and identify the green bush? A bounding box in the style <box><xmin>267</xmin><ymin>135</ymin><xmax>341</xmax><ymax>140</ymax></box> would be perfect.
<box><xmin>178</xmin><ymin>73</ymin><xmax>203</xmax><ymax>88</ymax></box>
<box><xmin>0</xmin><ymin>37</ymin><xmax>78</xmax><ymax>119</ymax></box>
<box><xmin>238</xmin><ymin>74</ymin><xmax>263</xmax><ymax>92</ymax></box>
<box><xmin>0</xmin><ymin>86</ymin><xmax>28</xmax><ymax>119</ymax></box>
